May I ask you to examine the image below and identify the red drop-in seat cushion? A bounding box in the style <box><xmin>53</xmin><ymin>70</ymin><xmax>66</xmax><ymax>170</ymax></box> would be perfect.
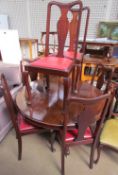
<box><xmin>65</xmin><ymin>127</ymin><xmax>92</xmax><ymax>142</ymax></box>
<box><xmin>18</xmin><ymin>113</ymin><xmax>35</xmax><ymax>132</ymax></box>
<box><xmin>64</xmin><ymin>50</ymin><xmax>82</xmax><ymax>60</ymax></box>
<box><xmin>31</xmin><ymin>56</ymin><xmax>73</xmax><ymax>71</ymax></box>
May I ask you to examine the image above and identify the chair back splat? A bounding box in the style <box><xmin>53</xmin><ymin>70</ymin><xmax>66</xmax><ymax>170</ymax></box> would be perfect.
<box><xmin>69</xmin><ymin>6</ymin><xmax>90</xmax><ymax>55</ymax></box>
<box><xmin>45</xmin><ymin>1</ymin><xmax>83</xmax><ymax>58</ymax></box>
<box><xmin>66</xmin><ymin>6</ymin><xmax>90</xmax><ymax>89</ymax></box>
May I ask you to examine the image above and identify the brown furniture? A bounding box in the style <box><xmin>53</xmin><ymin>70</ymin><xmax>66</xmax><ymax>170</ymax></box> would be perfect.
<box><xmin>79</xmin><ymin>38</ymin><xmax>118</xmax><ymax>58</ymax></box>
<box><xmin>65</xmin><ymin>6</ymin><xmax>90</xmax><ymax>89</ymax></box>
<box><xmin>25</xmin><ymin>1</ymin><xmax>83</xmax><ymax>109</ymax></box>
<box><xmin>16</xmin><ymin>80</ymin><xmax>109</xmax><ymax>174</ymax></box>
<box><xmin>76</xmin><ymin>63</ymin><xmax>114</xmax><ymax>118</ymax></box>
<box><xmin>60</xmin><ymin>91</ymin><xmax>110</xmax><ymax>175</ymax></box>
<box><xmin>40</xmin><ymin>7</ymin><xmax>90</xmax><ymax>89</ymax></box>
<box><xmin>84</xmin><ymin>56</ymin><xmax>118</xmax><ymax>70</ymax></box>
<box><xmin>0</xmin><ymin>74</ymin><xmax>40</xmax><ymax>160</ymax></box>
<box><xmin>81</xmin><ymin>56</ymin><xmax>118</xmax><ymax>81</ymax></box>
<box><xmin>80</xmin><ymin>38</ymin><xmax>118</xmax><ymax>47</ymax></box>
<box><xmin>64</xmin><ymin>6</ymin><xmax>90</xmax><ymax>59</ymax></box>
<box><xmin>15</xmin><ymin>81</ymin><xmax>111</xmax><ymax>175</ymax></box>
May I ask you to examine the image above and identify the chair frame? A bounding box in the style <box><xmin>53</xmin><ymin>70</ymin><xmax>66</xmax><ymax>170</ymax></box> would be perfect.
<box><xmin>90</xmin><ymin>63</ymin><xmax>113</xmax><ymax>93</ymax></box>
<box><xmin>68</xmin><ymin>6</ymin><xmax>90</xmax><ymax>90</ymax></box>
<box><xmin>25</xmin><ymin>1</ymin><xmax>83</xmax><ymax>109</ymax></box>
<box><xmin>60</xmin><ymin>92</ymin><xmax>111</xmax><ymax>175</ymax></box>
<box><xmin>0</xmin><ymin>73</ymin><xmax>42</xmax><ymax>160</ymax></box>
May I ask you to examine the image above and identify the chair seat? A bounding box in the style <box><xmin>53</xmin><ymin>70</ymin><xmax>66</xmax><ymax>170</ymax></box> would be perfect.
<box><xmin>65</xmin><ymin>127</ymin><xmax>92</xmax><ymax>142</ymax></box>
<box><xmin>64</xmin><ymin>50</ymin><xmax>82</xmax><ymax>61</ymax></box>
<box><xmin>18</xmin><ymin>113</ymin><xmax>35</xmax><ymax>133</ymax></box>
<box><xmin>31</xmin><ymin>56</ymin><xmax>73</xmax><ymax>71</ymax></box>
<box><xmin>100</xmin><ymin>119</ymin><xmax>118</xmax><ymax>149</ymax></box>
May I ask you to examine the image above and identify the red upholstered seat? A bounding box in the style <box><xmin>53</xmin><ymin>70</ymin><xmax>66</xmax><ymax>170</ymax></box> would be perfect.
<box><xmin>64</xmin><ymin>50</ymin><xmax>82</xmax><ymax>61</ymax></box>
<box><xmin>65</xmin><ymin>127</ymin><xmax>92</xmax><ymax>142</ymax></box>
<box><xmin>18</xmin><ymin>113</ymin><xmax>35</xmax><ymax>133</ymax></box>
<box><xmin>31</xmin><ymin>56</ymin><xmax>73</xmax><ymax>70</ymax></box>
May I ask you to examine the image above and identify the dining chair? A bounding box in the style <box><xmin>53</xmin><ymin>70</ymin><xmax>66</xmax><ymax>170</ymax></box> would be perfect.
<box><xmin>90</xmin><ymin>63</ymin><xmax>113</xmax><ymax>93</ymax></box>
<box><xmin>60</xmin><ymin>91</ymin><xmax>111</xmax><ymax>175</ymax></box>
<box><xmin>0</xmin><ymin>73</ymin><xmax>43</xmax><ymax>160</ymax></box>
<box><xmin>64</xmin><ymin>6</ymin><xmax>90</xmax><ymax>89</ymax></box>
<box><xmin>25</xmin><ymin>1</ymin><xmax>83</xmax><ymax>109</ymax></box>
<box><xmin>94</xmin><ymin>113</ymin><xmax>118</xmax><ymax>165</ymax></box>
<box><xmin>80</xmin><ymin>63</ymin><xmax>114</xmax><ymax>117</ymax></box>
<box><xmin>65</xmin><ymin>7</ymin><xmax>90</xmax><ymax>59</ymax></box>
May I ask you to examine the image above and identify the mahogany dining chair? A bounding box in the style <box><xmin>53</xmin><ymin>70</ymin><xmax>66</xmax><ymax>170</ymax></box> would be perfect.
<box><xmin>25</xmin><ymin>1</ymin><xmax>83</xmax><ymax>109</ymax></box>
<box><xmin>58</xmin><ymin>63</ymin><xmax>114</xmax><ymax>175</ymax></box>
<box><xmin>64</xmin><ymin>6</ymin><xmax>90</xmax><ymax>89</ymax></box>
<box><xmin>0</xmin><ymin>73</ymin><xmax>41</xmax><ymax>160</ymax></box>
<box><xmin>65</xmin><ymin>7</ymin><xmax>90</xmax><ymax>59</ymax></box>
<box><xmin>60</xmin><ymin>91</ymin><xmax>111</xmax><ymax>175</ymax></box>
<box><xmin>90</xmin><ymin>63</ymin><xmax>113</xmax><ymax>93</ymax></box>
<box><xmin>39</xmin><ymin>6</ymin><xmax>90</xmax><ymax>91</ymax></box>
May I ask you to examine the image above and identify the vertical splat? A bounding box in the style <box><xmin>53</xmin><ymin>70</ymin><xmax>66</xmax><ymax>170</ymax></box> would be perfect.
<box><xmin>69</xmin><ymin>10</ymin><xmax>79</xmax><ymax>52</ymax></box>
<box><xmin>57</xmin><ymin>7</ymin><xmax>69</xmax><ymax>57</ymax></box>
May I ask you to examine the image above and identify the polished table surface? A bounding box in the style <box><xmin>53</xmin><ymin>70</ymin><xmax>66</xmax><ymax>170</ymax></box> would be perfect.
<box><xmin>16</xmin><ymin>81</ymin><xmax>102</xmax><ymax>127</ymax></box>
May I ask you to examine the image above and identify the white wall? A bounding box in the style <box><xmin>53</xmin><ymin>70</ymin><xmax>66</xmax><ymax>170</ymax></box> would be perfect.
<box><xmin>0</xmin><ymin>0</ymin><xmax>118</xmax><ymax>40</ymax></box>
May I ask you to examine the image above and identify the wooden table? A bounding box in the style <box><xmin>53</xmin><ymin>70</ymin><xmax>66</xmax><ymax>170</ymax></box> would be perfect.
<box><xmin>84</xmin><ymin>56</ymin><xmax>118</xmax><ymax>70</ymax></box>
<box><xmin>15</xmin><ymin>81</ymin><xmax>102</xmax><ymax>127</ymax></box>
<box><xmin>81</xmin><ymin>56</ymin><xmax>118</xmax><ymax>81</ymax></box>
<box><xmin>79</xmin><ymin>38</ymin><xmax>118</xmax><ymax>47</ymax></box>
<box><xmin>79</xmin><ymin>38</ymin><xmax>118</xmax><ymax>58</ymax></box>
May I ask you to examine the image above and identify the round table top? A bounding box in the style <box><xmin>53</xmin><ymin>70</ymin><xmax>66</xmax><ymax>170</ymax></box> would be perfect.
<box><xmin>15</xmin><ymin>82</ymin><xmax>102</xmax><ymax>127</ymax></box>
